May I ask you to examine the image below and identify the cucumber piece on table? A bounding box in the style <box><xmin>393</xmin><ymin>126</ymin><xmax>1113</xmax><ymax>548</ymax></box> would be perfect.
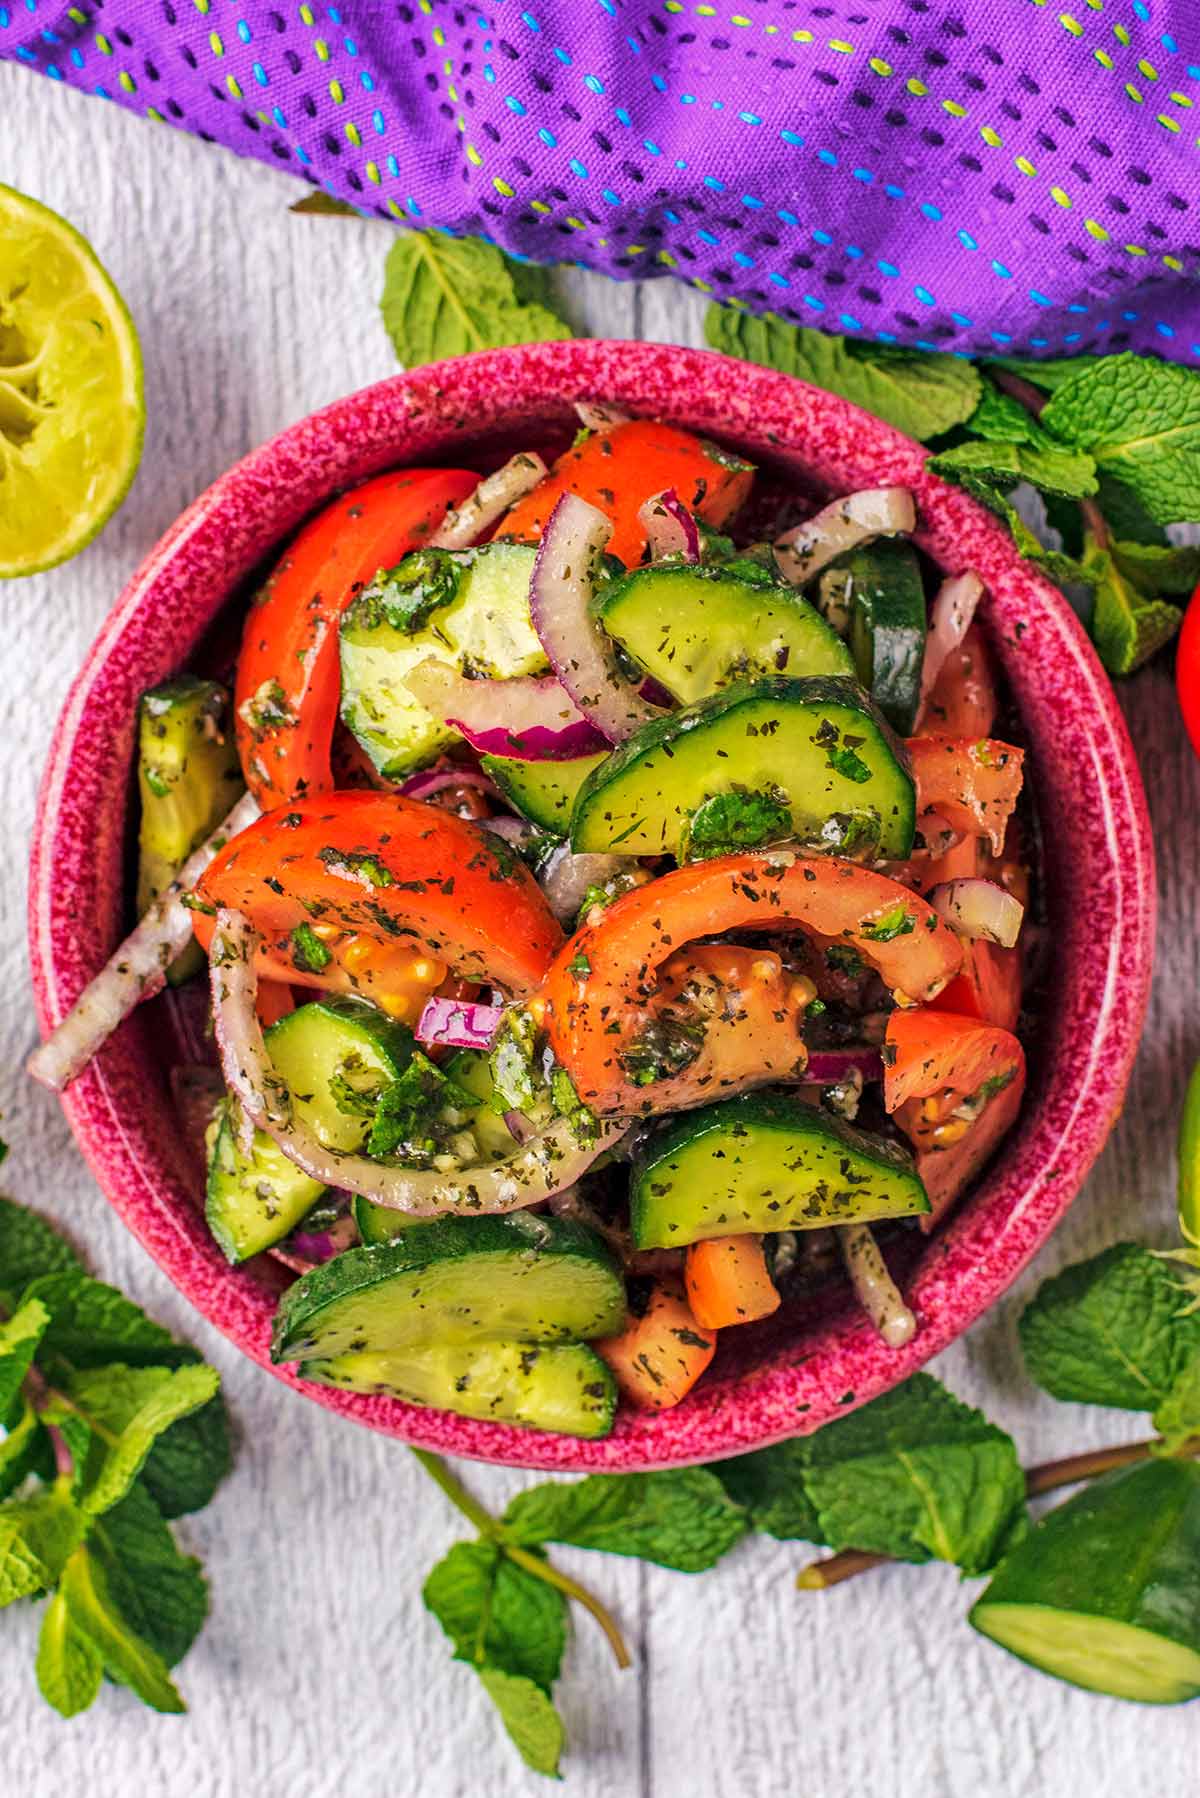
<box><xmin>570</xmin><ymin>674</ymin><xmax>915</xmax><ymax>860</ymax></box>
<box><xmin>631</xmin><ymin>1091</ymin><xmax>930</xmax><ymax>1249</ymax></box>
<box><xmin>827</xmin><ymin>541</ymin><xmax>927</xmax><ymax>736</ymax></box>
<box><xmin>339</xmin><ymin>542</ymin><xmax>547</xmax><ymax>777</ymax></box>
<box><xmin>206</xmin><ymin>1099</ymin><xmax>326</xmax><ymax>1264</ymax></box>
<box><xmin>272</xmin><ymin>1214</ymin><xmax>627</xmax><ymax>1363</ymax></box>
<box><xmin>302</xmin><ymin>1338</ymin><xmax>617</xmax><ymax>1438</ymax></box>
<box><xmin>595</xmin><ymin>562</ymin><xmax>853</xmax><ymax>704</ymax></box>
<box><xmin>481</xmin><ymin>750</ymin><xmax>608</xmax><ymax>834</ymax></box>
<box><xmin>970</xmin><ymin>1458</ymin><xmax>1200</xmax><ymax>1704</ymax></box>
<box><xmin>136</xmin><ymin>675</ymin><xmax>244</xmax><ymax>984</ymax></box>
<box><xmin>263</xmin><ymin>996</ymin><xmax>416</xmax><ymax>1154</ymax></box>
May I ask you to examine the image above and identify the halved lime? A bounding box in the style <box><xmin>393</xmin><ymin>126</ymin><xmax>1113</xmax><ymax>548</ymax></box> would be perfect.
<box><xmin>0</xmin><ymin>184</ymin><xmax>144</xmax><ymax>577</ymax></box>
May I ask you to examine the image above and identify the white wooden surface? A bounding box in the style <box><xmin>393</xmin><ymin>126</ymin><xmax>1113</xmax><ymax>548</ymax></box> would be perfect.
<box><xmin>3</xmin><ymin>65</ymin><xmax>1200</xmax><ymax>1798</ymax></box>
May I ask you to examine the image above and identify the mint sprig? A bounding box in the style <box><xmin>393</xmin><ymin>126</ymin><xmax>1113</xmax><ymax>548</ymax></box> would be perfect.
<box><xmin>380</xmin><ymin>231</ymin><xmax>572</xmax><ymax>369</ymax></box>
<box><xmin>0</xmin><ymin>1183</ymin><xmax>230</xmax><ymax>1718</ymax></box>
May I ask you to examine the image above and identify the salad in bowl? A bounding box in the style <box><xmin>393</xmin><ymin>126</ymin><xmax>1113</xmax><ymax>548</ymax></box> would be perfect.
<box><xmin>31</xmin><ymin>399</ymin><xmax>1038</xmax><ymax>1444</ymax></box>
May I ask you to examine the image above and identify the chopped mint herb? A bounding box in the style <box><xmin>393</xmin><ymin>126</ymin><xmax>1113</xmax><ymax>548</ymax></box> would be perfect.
<box><xmin>289</xmin><ymin>923</ymin><xmax>332</xmax><ymax>973</ymax></box>
<box><xmin>860</xmin><ymin>904</ymin><xmax>915</xmax><ymax>943</ymax></box>
<box><xmin>683</xmin><ymin>786</ymin><xmax>793</xmax><ymax>860</ymax></box>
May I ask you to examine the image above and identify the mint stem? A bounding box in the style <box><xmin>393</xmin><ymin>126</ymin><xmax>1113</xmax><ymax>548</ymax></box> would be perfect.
<box><xmin>410</xmin><ymin>1448</ymin><xmax>632</xmax><ymax>1670</ymax></box>
<box><xmin>796</xmin><ymin>1433</ymin><xmax>1200</xmax><ymax>1591</ymax></box>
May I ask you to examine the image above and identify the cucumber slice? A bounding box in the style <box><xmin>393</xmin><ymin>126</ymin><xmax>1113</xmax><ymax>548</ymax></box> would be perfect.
<box><xmin>595</xmin><ymin>562</ymin><xmax>854</xmax><ymax>704</ymax></box>
<box><xmin>263</xmin><ymin>996</ymin><xmax>416</xmax><ymax>1154</ymax></box>
<box><xmin>206</xmin><ymin>1100</ymin><xmax>326</xmax><ymax>1264</ymax></box>
<box><xmin>352</xmin><ymin>1049</ymin><xmax>514</xmax><ymax>1243</ymax></box>
<box><xmin>830</xmin><ymin>541</ymin><xmax>928</xmax><ymax>736</ymax></box>
<box><xmin>481</xmin><ymin>751</ymin><xmax>608</xmax><ymax>834</ymax></box>
<box><xmin>272</xmin><ymin>1215</ymin><xmax>627</xmax><ymax>1362</ymax></box>
<box><xmin>971</xmin><ymin>1459</ymin><xmax>1200</xmax><ymax>1704</ymax></box>
<box><xmin>631</xmin><ymin>1092</ymin><xmax>930</xmax><ymax>1249</ymax></box>
<box><xmin>570</xmin><ymin>675</ymin><xmax>915</xmax><ymax>860</ymax></box>
<box><xmin>339</xmin><ymin>542</ymin><xmax>547</xmax><ymax>777</ymax></box>
<box><xmin>136</xmin><ymin>676</ymin><xmax>245</xmax><ymax>985</ymax></box>
<box><xmin>302</xmin><ymin>1339</ymin><xmax>616</xmax><ymax>1438</ymax></box>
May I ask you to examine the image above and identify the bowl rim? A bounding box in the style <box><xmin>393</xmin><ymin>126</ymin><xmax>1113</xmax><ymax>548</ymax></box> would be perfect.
<box><xmin>28</xmin><ymin>338</ymin><xmax>1155</xmax><ymax>1471</ymax></box>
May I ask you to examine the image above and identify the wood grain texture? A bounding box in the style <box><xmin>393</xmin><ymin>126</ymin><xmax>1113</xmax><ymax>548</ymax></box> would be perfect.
<box><xmin>2</xmin><ymin>63</ymin><xmax>1199</xmax><ymax>1797</ymax></box>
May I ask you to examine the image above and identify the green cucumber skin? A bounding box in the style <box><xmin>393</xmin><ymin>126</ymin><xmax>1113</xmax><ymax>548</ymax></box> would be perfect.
<box><xmin>301</xmin><ymin>1339</ymin><xmax>617</xmax><ymax>1439</ymax></box>
<box><xmin>970</xmin><ymin>1459</ymin><xmax>1200</xmax><ymax>1700</ymax></box>
<box><xmin>1178</xmin><ymin>1059</ymin><xmax>1200</xmax><ymax>1244</ymax></box>
<box><xmin>569</xmin><ymin>674</ymin><xmax>915</xmax><ymax>860</ymax></box>
<box><xmin>481</xmin><ymin>751</ymin><xmax>608</xmax><ymax>834</ymax></box>
<box><xmin>838</xmin><ymin>541</ymin><xmax>928</xmax><ymax>737</ymax></box>
<box><xmin>264</xmin><ymin>996</ymin><xmax>416</xmax><ymax>1154</ymax></box>
<box><xmin>136</xmin><ymin>675</ymin><xmax>244</xmax><ymax>984</ymax></box>
<box><xmin>631</xmin><ymin>1092</ymin><xmax>929</xmax><ymax>1249</ymax></box>
<box><xmin>339</xmin><ymin>542</ymin><xmax>546</xmax><ymax>777</ymax></box>
<box><xmin>205</xmin><ymin>1101</ymin><xmax>326</xmax><ymax>1265</ymax></box>
<box><xmin>596</xmin><ymin>563</ymin><xmax>854</xmax><ymax>704</ymax></box>
<box><xmin>271</xmin><ymin>1215</ymin><xmax>627</xmax><ymax>1364</ymax></box>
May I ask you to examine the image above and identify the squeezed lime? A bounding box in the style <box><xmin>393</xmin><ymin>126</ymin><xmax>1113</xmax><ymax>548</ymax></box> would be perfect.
<box><xmin>0</xmin><ymin>184</ymin><xmax>144</xmax><ymax>577</ymax></box>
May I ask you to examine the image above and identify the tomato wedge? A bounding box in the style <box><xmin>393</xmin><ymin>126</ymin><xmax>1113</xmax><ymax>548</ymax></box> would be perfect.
<box><xmin>192</xmin><ymin>793</ymin><xmax>563</xmax><ymax>1016</ymax></box>
<box><xmin>884</xmin><ymin>1009</ymin><xmax>1025</xmax><ymax>1226</ymax></box>
<box><xmin>235</xmin><ymin>467</ymin><xmax>477</xmax><ymax>811</ymax></box>
<box><xmin>498</xmin><ymin>419</ymin><xmax>754</xmax><ymax>567</ymax></box>
<box><xmin>1179</xmin><ymin>581</ymin><xmax>1200</xmax><ymax>758</ymax></box>
<box><xmin>907</xmin><ymin>734</ymin><xmax>1025</xmax><ymax>856</ymax></box>
<box><xmin>541</xmin><ymin>854</ymin><xmax>962</xmax><ymax>1115</ymax></box>
<box><xmin>920</xmin><ymin>625</ymin><xmax>998</xmax><ymax>738</ymax></box>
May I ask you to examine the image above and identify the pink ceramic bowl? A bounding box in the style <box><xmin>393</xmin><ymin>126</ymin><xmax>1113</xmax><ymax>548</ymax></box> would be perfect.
<box><xmin>29</xmin><ymin>340</ymin><xmax>1154</xmax><ymax>1471</ymax></box>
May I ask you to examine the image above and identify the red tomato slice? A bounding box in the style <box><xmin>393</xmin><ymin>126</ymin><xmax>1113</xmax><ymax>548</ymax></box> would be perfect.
<box><xmin>540</xmin><ymin>854</ymin><xmax>962</xmax><ymax>1116</ymax></box>
<box><xmin>498</xmin><ymin>419</ymin><xmax>754</xmax><ymax>567</ymax></box>
<box><xmin>907</xmin><ymin>734</ymin><xmax>1025</xmax><ymax>856</ymax></box>
<box><xmin>884</xmin><ymin>1009</ymin><xmax>1025</xmax><ymax>1226</ymax></box>
<box><xmin>235</xmin><ymin>467</ymin><xmax>477</xmax><ymax>811</ymax></box>
<box><xmin>920</xmin><ymin>834</ymin><xmax>1024</xmax><ymax>1032</ymax></box>
<box><xmin>193</xmin><ymin>793</ymin><xmax>563</xmax><ymax>1015</ymax></box>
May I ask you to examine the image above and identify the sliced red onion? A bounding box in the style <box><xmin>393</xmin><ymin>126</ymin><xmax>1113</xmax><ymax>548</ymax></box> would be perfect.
<box><xmin>918</xmin><ymin>570</ymin><xmax>985</xmax><ymax>720</ymax></box>
<box><xmin>430</xmin><ymin>453</ymin><xmax>548</xmax><ymax>550</ymax></box>
<box><xmin>806</xmin><ymin>1049</ymin><xmax>884</xmax><ymax>1085</ymax></box>
<box><xmin>574</xmin><ymin>400</ymin><xmax>631</xmax><ymax>432</ymax></box>
<box><xmin>529</xmin><ymin>492</ymin><xmax>663</xmax><ymax>743</ymax></box>
<box><xmin>28</xmin><ymin>789</ymin><xmax>262</xmax><ymax>1093</ymax></box>
<box><xmin>416</xmin><ymin>996</ymin><xmax>504</xmax><ymax>1051</ymax></box>
<box><xmin>927</xmin><ymin>877</ymin><xmax>1024</xmax><ymax>948</ymax></box>
<box><xmin>403</xmin><ymin>658</ymin><xmax>608</xmax><ymax>760</ymax></box>
<box><xmin>399</xmin><ymin>766</ymin><xmax>501</xmax><ymax>802</ymax></box>
<box><xmin>638</xmin><ymin>488</ymin><xmax>701</xmax><ymax>563</ymax></box>
<box><xmin>211</xmin><ymin>909</ymin><xmax>625</xmax><ymax>1214</ymax></box>
<box><xmin>839</xmin><ymin>1223</ymin><xmax>917</xmax><ymax>1348</ymax></box>
<box><xmin>503</xmin><ymin>1109</ymin><xmax>536</xmax><ymax>1145</ymax></box>
<box><xmin>911</xmin><ymin>811</ymin><xmax>961</xmax><ymax>858</ymax></box>
<box><xmin>538</xmin><ymin>844</ymin><xmax>633</xmax><ymax>924</ymax></box>
<box><xmin>482</xmin><ymin>816</ymin><xmax>539</xmax><ymax>849</ymax></box>
<box><xmin>773</xmin><ymin>487</ymin><xmax>917</xmax><ymax>588</ymax></box>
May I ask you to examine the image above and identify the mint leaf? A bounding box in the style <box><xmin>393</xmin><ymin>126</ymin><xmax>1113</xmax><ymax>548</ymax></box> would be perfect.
<box><xmin>36</xmin><ymin>1591</ymin><xmax>104</xmax><ymax>1717</ymax></box>
<box><xmin>0</xmin><ymin>1397</ymin><xmax>51</xmax><ymax>1502</ymax></box>
<box><xmin>985</xmin><ymin>356</ymin><xmax>1089</xmax><ymax>394</ymax></box>
<box><xmin>25</xmin><ymin>1273</ymin><xmax>182</xmax><ymax>1370</ymax></box>
<box><xmin>950</xmin><ymin>473</ymin><xmax>1088</xmax><ymax>593</ymax></box>
<box><xmin>502</xmin><ymin>1469</ymin><xmax>749</xmax><ymax>1573</ymax></box>
<box><xmin>138</xmin><ymin>1388</ymin><xmax>231</xmax><ymax>1520</ymax></box>
<box><xmin>704</xmin><ymin>306</ymin><xmax>981</xmax><ymax>441</ymax></box>
<box><xmin>1081</xmin><ymin>533</ymin><xmax>1182</xmax><ymax>676</ymax></box>
<box><xmin>1040</xmin><ymin>353</ymin><xmax>1200</xmax><ymax>525</ymax></box>
<box><xmin>1020</xmin><ymin>1242</ymin><xmax>1200</xmax><ymax>1409</ymax></box>
<box><xmin>59</xmin><ymin>1544</ymin><xmax>185</xmax><ymax>1714</ymax></box>
<box><xmin>718</xmin><ymin>1375</ymin><xmax>1025</xmax><ymax>1574</ymax></box>
<box><xmin>0</xmin><ymin>1481</ymin><xmax>86</xmax><ymax>1604</ymax></box>
<box><xmin>967</xmin><ymin>382</ymin><xmax>1049</xmax><ymax>446</ymax></box>
<box><xmin>424</xmin><ymin>1540</ymin><xmax>566</xmax><ymax>1693</ymax></box>
<box><xmin>929</xmin><ymin>436</ymin><xmax>1098</xmax><ymax>500</ymax></box>
<box><xmin>0</xmin><ymin>1196</ymin><xmax>82</xmax><ymax>1311</ymax></box>
<box><xmin>1094</xmin><ymin>474</ymin><xmax>1168</xmax><ymax>545</ymax></box>
<box><xmin>88</xmin><ymin>1483</ymin><xmax>208</xmax><ymax>1668</ymax></box>
<box><xmin>289</xmin><ymin>192</ymin><xmax>358</xmax><ymax>217</ymax></box>
<box><xmin>713</xmin><ymin>1441</ymin><xmax>825</xmax><ymax>1542</ymax></box>
<box><xmin>1111</xmin><ymin>538</ymin><xmax>1200</xmax><ymax>598</ymax></box>
<box><xmin>0</xmin><ymin>1295</ymin><xmax>50</xmax><ymax>1414</ymax></box>
<box><xmin>1152</xmin><ymin>1354</ymin><xmax>1200</xmax><ymax>1456</ymax></box>
<box><xmin>69</xmin><ymin>1363</ymin><xmax>221</xmax><ymax>1517</ymax></box>
<box><xmin>476</xmin><ymin>1666</ymin><xmax>565</xmax><ymax>1778</ymax></box>
<box><xmin>381</xmin><ymin>232</ymin><xmax>572</xmax><ymax>369</ymax></box>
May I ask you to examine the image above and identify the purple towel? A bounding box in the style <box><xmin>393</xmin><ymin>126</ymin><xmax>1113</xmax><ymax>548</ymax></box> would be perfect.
<box><xmin>5</xmin><ymin>1</ymin><xmax>1200</xmax><ymax>363</ymax></box>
